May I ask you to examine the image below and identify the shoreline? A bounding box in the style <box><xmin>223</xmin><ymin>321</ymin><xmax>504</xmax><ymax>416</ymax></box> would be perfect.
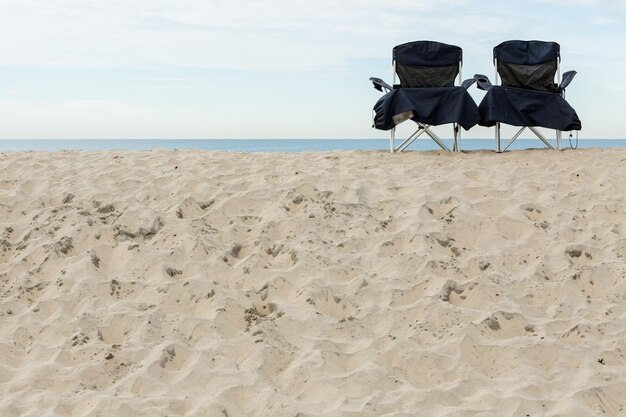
<box><xmin>1</xmin><ymin>138</ymin><xmax>626</xmax><ymax>153</ymax></box>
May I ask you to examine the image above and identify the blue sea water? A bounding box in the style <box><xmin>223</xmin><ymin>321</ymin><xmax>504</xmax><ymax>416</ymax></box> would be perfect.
<box><xmin>0</xmin><ymin>139</ymin><xmax>625</xmax><ymax>152</ymax></box>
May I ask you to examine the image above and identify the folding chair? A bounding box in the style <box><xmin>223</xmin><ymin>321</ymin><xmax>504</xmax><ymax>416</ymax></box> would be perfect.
<box><xmin>370</xmin><ymin>41</ymin><xmax>479</xmax><ymax>152</ymax></box>
<box><xmin>475</xmin><ymin>40</ymin><xmax>581</xmax><ymax>152</ymax></box>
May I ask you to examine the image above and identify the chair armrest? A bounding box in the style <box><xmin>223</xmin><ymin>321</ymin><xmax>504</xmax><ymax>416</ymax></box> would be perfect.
<box><xmin>473</xmin><ymin>74</ymin><xmax>494</xmax><ymax>91</ymax></box>
<box><xmin>461</xmin><ymin>78</ymin><xmax>477</xmax><ymax>90</ymax></box>
<box><xmin>560</xmin><ymin>70</ymin><xmax>577</xmax><ymax>90</ymax></box>
<box><xmin>369</xmin><ymin>77</ymin><xmax>393</xmax><ymax>93</ymax></box>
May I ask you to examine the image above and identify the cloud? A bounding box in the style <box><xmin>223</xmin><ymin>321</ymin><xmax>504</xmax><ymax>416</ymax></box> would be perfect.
<box><xmin>0</xmin><ymin>99</ymin><xmax>153</xmax><ymax>138</ymax></box>
<box><xmin>533</xmin><ymin>0</ymin><xmax>599</xmax><ymax>5</ymax></box>
<box><xmin>0</xmin><ymin>98</ymin><xmax>212</xmax><ymax>138</ymax></box>
<box><xmin>0</xmin><ymin>96</ymin><xmax>371</xmax><ymax>139</ymax></box>
<box><xmin>0</xmin><ymin>0</ymin><xmax>524</xmax><ymax>71</ymax></box>
<box><xmin>591</xmin><ymin>16</ymin><xmax>616</xmax><ymax>25</ymax></box>
<box><xmin>532</xmin><ymin>0</ymin><xmax>626</xmax><ymax>11</ymax></box>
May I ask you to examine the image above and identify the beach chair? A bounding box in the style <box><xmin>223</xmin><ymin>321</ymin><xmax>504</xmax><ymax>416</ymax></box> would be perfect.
<box><xmin>370</xmin><ymin>41</ymin><xmax>480</xmax><ymax>152</ymax></box>
<box><xmin>475</xmin><ymin>40</ymin><xmax>581</xmax><ymax>152</ymax></box>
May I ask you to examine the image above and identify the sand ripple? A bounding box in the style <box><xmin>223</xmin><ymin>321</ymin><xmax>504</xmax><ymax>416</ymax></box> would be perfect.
<box><xmin>1</xmin><ymin>149</ymin><xmax>625</xmax><ymax>416</ymax></box>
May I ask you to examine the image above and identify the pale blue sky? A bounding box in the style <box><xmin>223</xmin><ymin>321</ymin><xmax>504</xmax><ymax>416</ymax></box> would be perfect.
<box><xmin>1</xmin><ymin>0</ymin><xmax>624</xmax><ymax>139</ymax></box>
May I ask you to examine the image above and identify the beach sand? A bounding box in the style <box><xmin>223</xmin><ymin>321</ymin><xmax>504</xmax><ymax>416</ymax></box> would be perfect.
<box><xmin>0</xmin><ymin>148</ymin><xmax>625</xmax><ymax>417</ymax></box>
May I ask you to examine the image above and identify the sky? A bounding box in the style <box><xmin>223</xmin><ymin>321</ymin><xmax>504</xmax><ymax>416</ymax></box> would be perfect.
<box><xmin>0</xmin><ymin>0</ymin><xmax>625</xmax><ymax>139</ymax></box>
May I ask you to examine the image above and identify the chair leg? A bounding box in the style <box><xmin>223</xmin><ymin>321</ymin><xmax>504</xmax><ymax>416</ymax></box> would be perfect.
<box><xmin>528</xmin><ymin>127</ymin><xmax>555</xmax><ymax>149</ymax></box>
<box><xmin>396</xmin><ymin>126</ymin><xmax>426</xmax><ymax>152</ymax></box>
<box><xmin>421</xmin><ymin>125</ymin><xmax>451</xmax><ymax>152</ymax></box>
<box><xmin>392</xmin><ymin>124</ymin><xmax>459</xmax><ymax>153</ymax></box>
<box><xmin>496</xmin><ymin>122</ymin><xmax>501</xmax><ymax>153</ymax></box>
<box><xmin>502</xmin><ymin>127</ymin><xmax>526</xmax><ymax>152</ymax></box>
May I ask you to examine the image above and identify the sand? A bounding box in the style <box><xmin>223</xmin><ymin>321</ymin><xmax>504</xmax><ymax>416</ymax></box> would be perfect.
<box><xmin>0</xmin><ymin>148</ymin><xmax>625</xmax><ymax>417</ymax></box>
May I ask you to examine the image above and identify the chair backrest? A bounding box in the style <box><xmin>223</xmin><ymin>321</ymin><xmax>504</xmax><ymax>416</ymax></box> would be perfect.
<box><xmin>393</xmin><ymin>41</ymin><xmax>462</xmax><ymax>88</ymax></box>
<box><xmin>494</xmin><ymin>40</ymin><xmax>560</xmax><ymax>92</ymax></box>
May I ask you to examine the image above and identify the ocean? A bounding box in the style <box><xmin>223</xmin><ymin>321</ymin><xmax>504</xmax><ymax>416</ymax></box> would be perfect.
<box><xmin>1</xmin><ymin>139</ymin><xmax>625</xmax><ymax>152</ymax></box>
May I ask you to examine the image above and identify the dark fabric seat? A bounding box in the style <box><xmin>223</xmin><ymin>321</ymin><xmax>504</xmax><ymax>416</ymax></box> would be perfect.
<box><xmin>476</xmin><ymin>40</ymin><xmax>581</xmax><ymax>145</ymax></box>
<box><xmin>478</xmin><ymin>86</ymin><xmax>581</xmax><ymax>131</ymax></box>
<box><xmin>373</xmin><ymin>87</ymin><xmax>480</xmax><ymax>131</ymax></box>
<box><xmin>370</xmin><ymin>41</ymin><xmax>480</xmax><ymax>152</ymax></box>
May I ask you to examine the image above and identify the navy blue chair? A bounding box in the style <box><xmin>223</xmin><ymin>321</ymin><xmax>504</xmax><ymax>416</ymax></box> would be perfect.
<box><xmin>475</xmin><ymin>40</ymin><xmax>581</xmax><ymax>152</ymax></box>
<box><xmin>370</xmin><ymin>41</ymin><xmax>480</xmax><ymax>152</ymax></box>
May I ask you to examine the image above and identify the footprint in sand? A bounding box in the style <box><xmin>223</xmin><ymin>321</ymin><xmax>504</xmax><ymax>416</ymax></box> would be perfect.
<box><xmin>520</xmin><ymin>204</ymin><xmax>548</xmax><ymax>222</ymax></box>
<box><xmin>427</xmin><ymin>233</ymin><xmax>462</xmax><ymax>257</ymax></box>
<box><xmin>565</xmin><ymin>244</ymin><xmax>595</xmax><ymax>266</ymax></box>
<box><xmin>159</xmin><ymin>346</ymin><xmax>176</xmax><ymax>368</ymax></box>
<box><xmin>421</xmin><ymin>196</ymin><xmax>459</xmax><ymax>222</ymax></box>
